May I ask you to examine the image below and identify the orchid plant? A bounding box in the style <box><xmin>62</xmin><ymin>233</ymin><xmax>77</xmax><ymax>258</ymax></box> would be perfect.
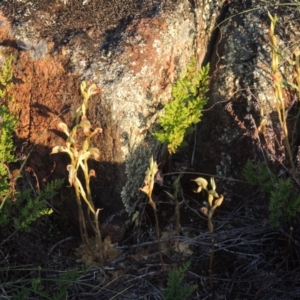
<box><xmin>192</xmin><ymin>176</ymin><xmax>224</xmax><ymax>288</ymax></box>
<box><xmin>51</xmin><ymin>81</ymin><xmax>103</xmax><ymax>264</ymax></box>
<box><xmin>140</xmin><ymin>156</ymin><xmax>165</xmax><ymax>270</ymax></box>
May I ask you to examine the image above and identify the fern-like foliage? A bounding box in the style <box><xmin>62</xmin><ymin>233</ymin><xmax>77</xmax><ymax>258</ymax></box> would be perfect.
<box><xmin>243</xmin><ymin>160</ymin><xmax>300</xmax><ymax>226</ymax></box>
<box><xmin>269</xmin><ymin>178</ymin><xmax>300</xmax><ymax>227</ymax></box>
<box><xmin>163</xmin><ymin>261</ymin><xmax>196</xmax><ymax>300</ymax></box>
<box><xmin>0</xmin><ymin>53</ymin><xmax>17</xmax><ymax>204</ymax></box>
<box><xmin>52</xmin><ymin>268</ymin><xmax>80</xmax><ymax>300</ymax></box>
<box><xmin>0</xmin><ymin>106</ymin><xmax>17</xmax><ymax>169</ymax></box>
<box><xmin>0</xmin><ymin>53</ymin><xmax>13</xmax><ymax>100</ymax></box>
<box><xmin>0</xmin><ymin>179</ymin><xmax>63</xmax><ymax>232</ymax></box>
<box><xmin>11</xmin><ymin>267</ymin><xmax>80</xmax><ymax>300</ymax></box>
<box><xmin>243</xmin><ymin>160</ymin><xmax>276</xmax><ymax>191</ymax></box>
<box><xmin>153</xmin><ymin>60</ymin><xmax>209</xmax><ymax>154</ymax></box>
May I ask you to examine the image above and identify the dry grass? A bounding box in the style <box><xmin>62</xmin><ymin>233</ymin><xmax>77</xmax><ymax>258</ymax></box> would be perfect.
<box><xmin>2</xmin><ymin>186</ymin><xmax>300</xmax><ymax>299</ymax></box>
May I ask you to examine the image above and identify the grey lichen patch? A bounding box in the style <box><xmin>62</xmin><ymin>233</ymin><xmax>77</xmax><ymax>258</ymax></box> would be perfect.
<box><xmin>216</xmin><ymin>0</ymin><xmax>300</xmax><ymax>114</ymax></box>
<box><xmin>121</xmin><ymin>135</ymin><xmax>162</xmax><ymax>215</ymax></box>
<box><xmin>31</xmin><ymin>40</ymin><xmax>48</xmax><ymax>60</ymax></box>
<box><xmin>217</xmin><ymin>15</ymin><xmax>264</xmax><ymax>102</ymax></box>
<box><xmin>201</xmin><ymin>0</ymin><xmax>223</xmax><ymax>30</ymax></box>
<box><xmin>204</xmin><ymin>1</ymin><xmax>270</xmax><ymax>187</ymax></box>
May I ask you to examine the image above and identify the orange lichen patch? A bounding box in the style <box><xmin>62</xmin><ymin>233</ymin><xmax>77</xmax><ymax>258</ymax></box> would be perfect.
<box><xmin>8</xmin><ymin>50</ymin><xmax>81</xmax><ymax>154</ymax></box>
<box><xmin>122</xmin><ymin>16</ymin><xmax>177</xmax><ymax>97</ymax></box>
<box><xmin>0</xmin><ymin>13</ymin><xmax>11</xmax><ymax>42</ymax></box>
<box><xmin>125</xmin><ymin>17</ymin><xmax>167</xmax><ymax>75</ymax></box>
<box><xmin>33</xmin><ymin>58</ymin><xmax>65</xmax><ymax>81</ymax></box>
<box><xmin>9</xmin><ymin>52</ymin><xmax>33</xmax><ymax>140</ymax></box>
<box><xmin>159</xmin><ymin>55</ymin><xmax>176</xmax><ymax>90</ymax></box>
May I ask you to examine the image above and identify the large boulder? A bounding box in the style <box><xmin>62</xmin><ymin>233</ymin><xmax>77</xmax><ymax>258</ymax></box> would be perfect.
<box><xmin>0</xmin><ymin>0</ymin><xmax>225</xmax><ymax>230</ymax></box>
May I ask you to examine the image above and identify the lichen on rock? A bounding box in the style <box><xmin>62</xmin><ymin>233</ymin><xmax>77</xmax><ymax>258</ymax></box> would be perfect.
<box><xmin>0</xmin><ymin>0</ymin><xmax>226</xmax><ymax>220</ymax></box>
<box><xmin>121</xmin><ymin>135</ymin><xmax>163</xmax><ymax>215</ymax></box>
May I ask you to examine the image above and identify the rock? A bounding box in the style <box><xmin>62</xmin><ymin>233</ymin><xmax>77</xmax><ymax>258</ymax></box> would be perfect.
<box><xmin>193</xmin><ymin>0</ymin><xmax>300</xmax><ymax>199</ymax></box>
<box><xmin>0</xmin><ymin>0</ymin><xmax>226</xmax><ymax>230</ymax></box>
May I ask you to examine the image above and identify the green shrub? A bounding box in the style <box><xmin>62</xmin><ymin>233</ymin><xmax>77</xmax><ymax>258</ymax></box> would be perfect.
<box><xmin>243</xmin><ymin>160</ymin><xmax>300</xmax><ymax>227</ymax></box>
<box><xmin>153</xmin><ymin>60</ymin><xmax>209</xmax><ymax>154</ymax></box>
